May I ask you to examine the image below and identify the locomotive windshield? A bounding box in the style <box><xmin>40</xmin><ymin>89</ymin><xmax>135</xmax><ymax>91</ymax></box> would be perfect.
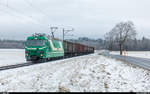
<box><xmin>26</xmin><ymin>39</ymin><xmax>45</xmax><ymax>46</ymax></box>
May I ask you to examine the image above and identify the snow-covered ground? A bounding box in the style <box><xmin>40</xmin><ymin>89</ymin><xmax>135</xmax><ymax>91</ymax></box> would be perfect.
<box><xmin>110</xmin><ymin>51</ymin><xmax>150</xmax><ymax>59</ymax></box>
<box><xmin>0</xmin><ymin>49</ymin><xmax>26</xmax><ymax>67</ymax></box>
<box><xmin>0</xmin><ymin>49</ymin><xmax>150</xmax><ymax>92</ymax></box>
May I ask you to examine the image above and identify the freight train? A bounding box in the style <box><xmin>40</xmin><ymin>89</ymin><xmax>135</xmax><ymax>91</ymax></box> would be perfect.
<box><xmin>24</xmin><ymin>33</ymin><xmax>94</xmax><ymax>62</ymax></box>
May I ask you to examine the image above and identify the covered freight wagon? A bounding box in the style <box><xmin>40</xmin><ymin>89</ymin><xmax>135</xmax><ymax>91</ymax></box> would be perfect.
<box><xmin>64</xmin><ymin>40</ymin><xmax>95</xmax><ymax>57</ymax></box>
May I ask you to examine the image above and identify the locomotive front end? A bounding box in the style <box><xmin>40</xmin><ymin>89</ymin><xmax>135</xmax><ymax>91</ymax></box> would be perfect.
<box><xmin>25</xmin><ymin>34</ymin><xmax>47</xmax><ymax>61</ymax></box>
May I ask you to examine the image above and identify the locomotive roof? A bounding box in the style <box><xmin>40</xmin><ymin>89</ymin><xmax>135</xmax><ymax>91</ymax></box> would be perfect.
<box><xmin>27</xmin><ymin>35</ymin><xmax>62</xmax><ymax>41</ymax></box>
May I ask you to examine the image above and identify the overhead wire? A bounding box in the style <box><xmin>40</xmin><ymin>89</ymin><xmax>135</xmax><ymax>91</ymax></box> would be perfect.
<box><xmin>23</xmin><ymin>0</ymin><xmax>70</xmax><ymax>38</ymax></box>
<box><xmin>0</xmin><ymin>0</ymin><xmax>75</xmax><ymax>39</ymax></box>
<box><xmin>23</xmin><ymin>0</ymin><xmax>50</xmax><ymax>20</ymax></box>
<box><xmin>0</xmin><ymin>0</ymin><xmax>50</xmax><ymax>40</ymax></box>
<box><xmin>23</xmin><ymin>0</ymin><xmax>76</xmax><ymax>36</ymax></box>
<box><xmin>0</xmin><ymin>2</ymin><xmax>34</xmax><ymax>23</ymax></box>
<box><xmin>0</xmin><ymin>1</ymin><xmax>48</xmax><ymax>29</ymax></box>
<box><xmin>23</xmin><ymin>0</ymin><xmax>59</xmax><ymax>36</ymax></box>
<box><xmin>0</xmin><ymin>8</ymin><xmax>24</xmax><ymax>20</ymax></box>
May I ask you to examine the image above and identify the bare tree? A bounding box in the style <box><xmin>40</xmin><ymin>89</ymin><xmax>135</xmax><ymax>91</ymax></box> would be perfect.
<box><xmin>104</xmin><ymin>31</ymin><xmax>116</xmax><ymax>51</ymax></box>
<box><xmin>106</xmin><ymin>21</ymin><xmax>137</xmax><ymax>55</ymax></box>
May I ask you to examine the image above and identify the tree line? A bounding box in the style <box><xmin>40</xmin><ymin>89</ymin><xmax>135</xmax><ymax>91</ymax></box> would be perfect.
<box><xmin>104</xmin><ymin>37</ymin><xmax>150</xmax><ymax>51</ymax></box>
<box><xmin>0</xmin><ymin>40</ymin><xmax>25</xmax><ymax>49</ymax></box>
<box><xmin>69</xmin><ymin>36</ymin><xmax>150</xmax><ymax>51</ymax></box>
<box><xmin>0</xmin><ymin>36</ymin><xmax>150</xmax><ymax>51</ymax></box>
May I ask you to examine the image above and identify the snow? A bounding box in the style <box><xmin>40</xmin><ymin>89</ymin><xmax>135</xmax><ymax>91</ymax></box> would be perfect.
<box><xmin>0</xmin><ymin>49</ymin><xmax>26</xmax><ymax>67</ymax></box>
<box><xmin>110</xmin><ymin>51</ymin><xmax>150</xmax><ymax>59</ymax></box>
<box><xmin>0</xmin><ymin>49</ymin><xmax>150</xmax><ymax>92</ymax></box>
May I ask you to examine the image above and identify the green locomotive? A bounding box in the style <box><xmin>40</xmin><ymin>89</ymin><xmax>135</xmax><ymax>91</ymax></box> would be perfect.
<box><xmin>25</xmin><ymin>33</ymin><xmax>95</xmax><ymax>62</ymax></box>
<box><xmin>25</xmin><ymin>33</ymin><xmax>64</xmax><ymax>62</ymax></box>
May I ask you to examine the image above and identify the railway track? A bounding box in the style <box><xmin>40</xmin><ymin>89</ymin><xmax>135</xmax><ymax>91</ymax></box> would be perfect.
<box><xmin>0</xmin><ymin>54</ymin><xmax>93</xmax><ymax>71</ymax></box>
<box><xmin>0</xmin><ymin>59</ymin><xmax>57</xmax><ymax>71</ymax></box>
<box><xmin>0</xmin><ymin>62</ymin><xmax>36</xmax><ymax>71</ymax></box>
<box><xmin>0</xmin><ymin>57</ymin><xmax>63</xmax><ymax>71</ymax></box>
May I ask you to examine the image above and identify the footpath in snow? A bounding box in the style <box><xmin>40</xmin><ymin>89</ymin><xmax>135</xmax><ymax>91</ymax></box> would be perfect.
<box><xmin>0</xmin><ymin>50</ymin><xmax>150</xmax><ymax>92</ymax></box>
<box><xmin>110</xmin><ymin>51</ymin><xmax>150</xmax><ymax>59</ymax></box>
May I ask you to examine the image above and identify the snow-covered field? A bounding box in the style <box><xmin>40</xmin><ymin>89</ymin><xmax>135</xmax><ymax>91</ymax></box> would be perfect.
<box><xmin>0</xmin><ymin>49</ymin><xmax>26</xmax><ymax>66</ymax></box>
<box><xmin>110</xmin><ymin>51</ymin><xmax>150</xmax><ymax>59</ymax></box>
<box><xmin>0</xmin><ymin>49</ymin><xmax>150</xmax><ymax>92</ymax></box>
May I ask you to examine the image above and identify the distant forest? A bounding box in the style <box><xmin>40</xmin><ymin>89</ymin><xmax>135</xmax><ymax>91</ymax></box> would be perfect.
<box><xmin>104</xmin><ymin>37</ymin><xmax>150</xmax><ymax>51</ymax></box>
<box><xmin>0</xmin><ymin>37</ymin><xmax>150</xmax><ymax>51</ymax></box>
<box><xmin>0</xmin><ymin>40</ymin><xmax>25</xmax><ymax>49</ymax></box>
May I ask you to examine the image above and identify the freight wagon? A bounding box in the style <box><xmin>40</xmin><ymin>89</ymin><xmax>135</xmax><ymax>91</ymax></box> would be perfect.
<box><xmin>64</xmin><ymin>41</ymin><xmax>94</xmax><ymax>57</ymax></box>
<box><xmin>25</xmin><ymin>33</ymin><xmax>94</xmax><ymax>62</ymax></box>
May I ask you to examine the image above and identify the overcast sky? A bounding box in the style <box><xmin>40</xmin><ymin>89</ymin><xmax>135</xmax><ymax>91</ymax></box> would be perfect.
<box><xmin>0</xmin><ymin>0</ymin><xmax>150</xmax><ymax>40</ymax></box>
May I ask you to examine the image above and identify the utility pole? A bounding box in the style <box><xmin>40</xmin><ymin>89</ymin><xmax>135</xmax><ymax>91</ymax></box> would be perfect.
<box><xmin>62</xmin><ymin>28</ymin><xmax>74</xmax><ymax>42</ymax></box>
<box><xmin>62</xmin><ymin>28</ymin><xmax>74</xmax><ymax>59</ymax></box>
<box><xmin>50</xmin><ymin>26</ymin><xmax>58</xmax><ymax>38</ymax></box>
<box><xmin>62</xmin><ymin>28</ymin><xmax>65</xmax><ymax>43</ymax></box>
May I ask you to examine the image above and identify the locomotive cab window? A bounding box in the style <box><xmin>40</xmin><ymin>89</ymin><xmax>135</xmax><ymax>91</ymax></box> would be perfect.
<box><xmin>26</xmin><ymin>40</ymin><xmax>46</xmax><ymax>47</ymax></box>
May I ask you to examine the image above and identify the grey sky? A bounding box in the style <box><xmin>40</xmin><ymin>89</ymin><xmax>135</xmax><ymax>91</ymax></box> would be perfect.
<box><xmin>0</xmin><ymin>0</ymin><xmax>150</xmax><ymax>40</ymax></box>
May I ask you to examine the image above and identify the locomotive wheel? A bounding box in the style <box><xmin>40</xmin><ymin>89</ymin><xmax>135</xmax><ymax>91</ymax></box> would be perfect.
<box><xmin>43</xmin><ymin>58</ymin><xmax>47</xmax><ymax>62</ymax></box>
<box><xmin>39</xmin><ymin>58</ymin><xmax>47</xmax><ymax>63</ymax></box>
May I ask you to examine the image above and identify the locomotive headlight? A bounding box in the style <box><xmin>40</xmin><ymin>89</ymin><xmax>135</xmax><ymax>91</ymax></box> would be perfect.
<box><xmin>40</xmin><ymin>54</ymin><xmax>43</xmax><ymax>56</ymax></box>
<box><xmin>26</xmin><ymin>54</ymin><xmax>29</xmax><ymax>56</ymax></box>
